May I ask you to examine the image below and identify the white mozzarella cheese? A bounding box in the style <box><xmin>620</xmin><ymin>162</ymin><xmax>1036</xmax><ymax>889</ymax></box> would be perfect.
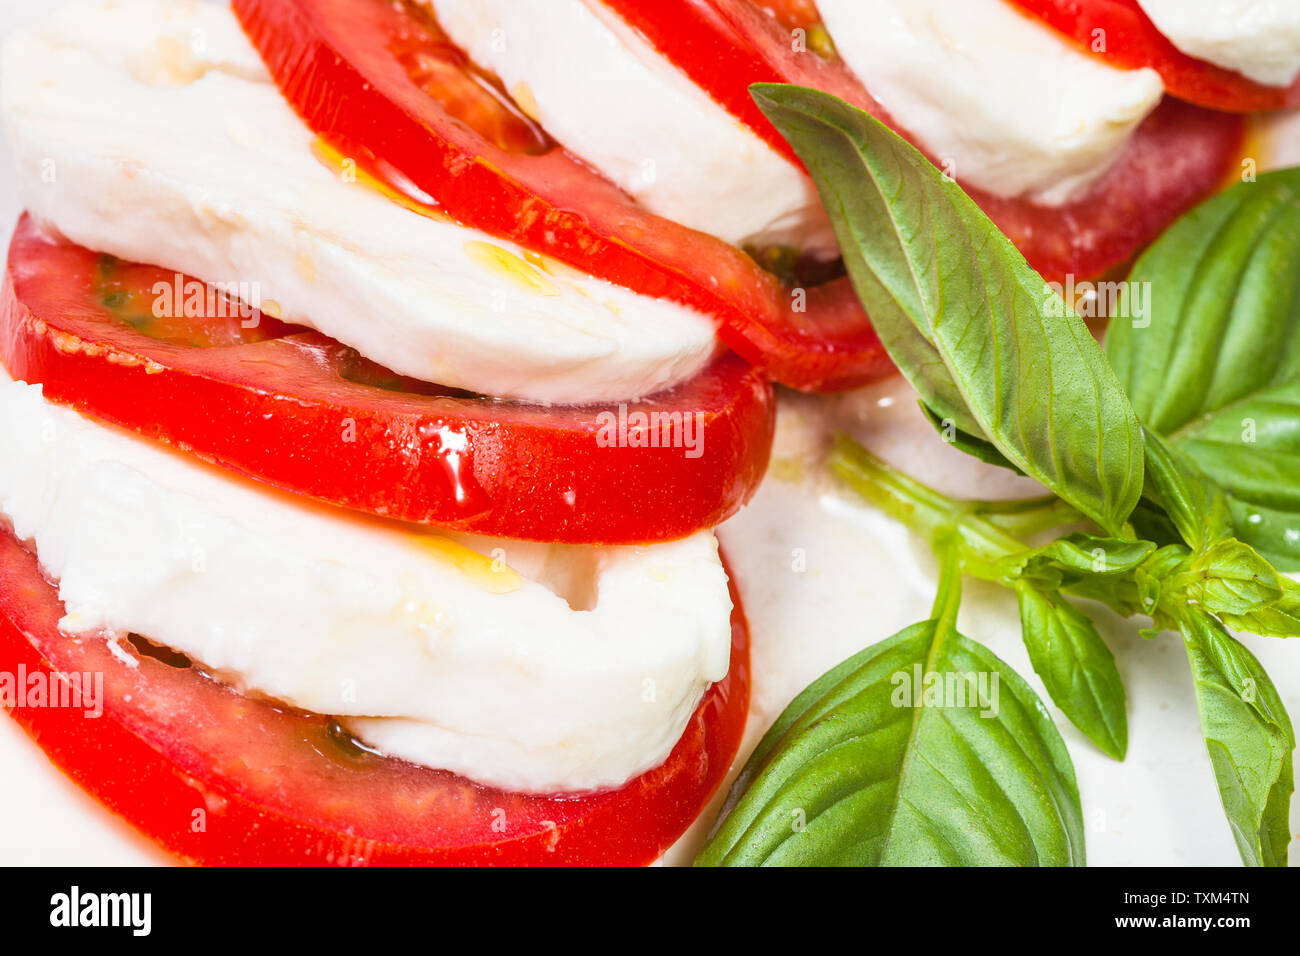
<box><xmin>425</xmin><ymin>0</ymin><xmax>838</xmax><ymax>257</ymax></box>
<box><xmin>1137</xmin><ymin>0</ymin><xmax>1300</xmax><ymax>87</ymax></box>
<box><xmin>0</xmin><ymin>371</ymin><xmax>733</xmax><ymax>794</ymax></box>
<box><xmin>0</xmin><ymin>0</ymin><xmax>718</xmax><ymax>405</ymax></box>
<box><xmin>817</xmin><ymin>0</ymin><xmax>1165</xmax><ymax>204</ymax></box>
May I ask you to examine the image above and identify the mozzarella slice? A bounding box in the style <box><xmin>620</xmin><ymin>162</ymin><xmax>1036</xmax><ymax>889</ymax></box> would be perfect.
<box><xmin>425</xmin><ymin>0</ymin><xmax>837</xmax><ymax>258</ymax></box>
<box><xmin>0</xmin><ymin>0</ymin><xmax>717</xmax><ymax>405</ymax></box>
<box><xmin>1137</xmin><ymin>0</ymin><xmax>1300</xmax><ymax>88</ymax></box>
<box><xmin>817</xmin><ymin>0</ymin><xmax>1165</xmax><ymax>205</ymax></box>
<box><xmin>0</xmin><ymin>371</ymin><xmax>733</xmax><ymax>794</ymax></box>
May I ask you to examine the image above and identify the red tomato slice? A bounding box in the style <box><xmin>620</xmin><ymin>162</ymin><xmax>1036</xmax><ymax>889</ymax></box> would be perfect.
<box><xmin>1006</xmin><ymin>0</ymin><xmax>1300</xmax><ymax>113</ymax></box>
<box><xmin>600</xmin><ymin>0</ymin><xmax>1246</xmax><ymax>282</ymax></box>
<box><xmin>1</xmin><ymin>215</ymin><xmax>774</xmax><ymax>545</ymax></box>
<box><xmin>231</xmin><ymin>0</ymin><xmax>894</xmax><ymax>393</ymax></box>
<box><xmin>0</xmin><ymin>526</ymin><xmax>750</xmax><ymax>866</ymax></box>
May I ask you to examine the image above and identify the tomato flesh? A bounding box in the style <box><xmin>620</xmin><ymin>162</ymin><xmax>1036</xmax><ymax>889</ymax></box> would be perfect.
<box><xmin>231</xmin><ymin>0</ymin><xmax>894</xmax><ymax>393</ymax></box>
<box><xmin>1</xmin><ymin>215</ymin><xmax>775</xmax><ymax>545</ymax></box>
<box><xmin>0</xmin><ymin>526</ymin><xmax>750</xmax><ymax>865</ymax></box>
<box><xmin>756</xmin><ymin>0</ymin><xmax>821</xmax><ymax>31</ymax></box>
<box><xmin>599</xmin><ymin>0</ymin><xmax>1246</xmax><ymax>282</ymax></box>
<box><xmin>1006</xmin><ymin>0</ymin><xmax>1300</xmax><ymax>113</ymax></box>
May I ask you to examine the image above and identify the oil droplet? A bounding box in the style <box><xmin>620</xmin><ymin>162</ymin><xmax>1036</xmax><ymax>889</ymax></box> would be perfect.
<box><xmin>410</xmin><ymin>534</ymin><xmax>523</xmax><ymax>594</ymax></box>
<box><xmin>522</xmin><ymin>248</ymin><xmax>588</xmax><ymax>282</ymax></box>
<box><xmin>463</xmin><ymin>240</ymin><xmax>561</xmax><ymax>297</ymax></box>
<box><xmin>510</xmin><ymin>81</ymin><xmax>541</xmax><ymax>122</ymax></box>
<box><xmin>808</xmin><ymin>24</ymin><xmax>838</xmax><ymax>60</ymax></box>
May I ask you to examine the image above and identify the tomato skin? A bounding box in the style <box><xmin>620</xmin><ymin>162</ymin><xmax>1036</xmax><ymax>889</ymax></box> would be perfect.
<box><xmin>0</xmin><ymin>528</ymin><xmax>750</xmax><ymax>866</ymax></box>
<box><xmin>231</xmin><ymin>0</ymin><xmax>894</xmax><ymax>394</ymax></box>
<box><xmin>2</xmin><ymin>215</ymin><xmax>775</xmax><ymax>545</ymax></box>
<box><xmin>599</xmin><ymin>0</ymin><xmax>1245</xmax><ymax>283</ymax></box>
<box><xmin>1006</xmin><ymin>0</ymin><xmax>1300</xmax><ymax>113</ymax></box>
<box><xmin>969</xmin><ymin>97</ymin><xmax>1245</xmax><ymax>282</ymax></box>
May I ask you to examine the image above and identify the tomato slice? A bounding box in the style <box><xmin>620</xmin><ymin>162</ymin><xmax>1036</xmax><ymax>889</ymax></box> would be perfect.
<box><xmin>0</xmin><ymin>526</ymin><xmax>750</xmax><ymax>865</ymax></box>
<box><xmin>1</xmin><ymin>215</ymin><xmax>774</xmax><ymax>545</ymax></box>
<box><xmin>1006</xmin><ymin>0</ymin><xmax>1300</xmax><ymax>113</ymax></box>
<box><xmin>599</xmin><ymin>0</ymin><xmax>1246</xmax><ymax>282</ymax></box>
<box><xmin>231</xmin><ymin>0</ymin><xmax>893</xmax><ymax>394</ymax></box>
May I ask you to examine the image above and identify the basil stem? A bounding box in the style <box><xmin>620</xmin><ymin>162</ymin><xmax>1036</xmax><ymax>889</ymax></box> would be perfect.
<box><xmin>831</xmin><ymin>435</ymin><xmax>1129</xmax><ymax>756</ymax></box>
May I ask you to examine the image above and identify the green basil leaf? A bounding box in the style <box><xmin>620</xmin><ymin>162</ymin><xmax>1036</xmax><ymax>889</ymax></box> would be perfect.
<box><xmin>1141</xmin><ymin>427</ymin><xmax>1233</xmax><ymax>553</ymax></box>
<box><xmin>918</xmin><ymin>402</ymin><xmax>1022</xmax><ymax>474</ymax></box>
<box><xmin>1229</xmin><ymin>499</ymin><xmax>1300</xmax><ymax>571</ymax></box>
<box><xmin>1015</xmin><ymin>582</ymin><xmax>1127</xmax><ymax>760</ymax></box>
<box><xmin>695</xmin><ymin>621</ymin><xmax>1084</xmax><ymax>866</ymax></box>
<box><xmin>1183</xmin><ymin>538</ymin><xmax>1284</xmax><ymax>620</ymax></box>
<box><xmin>1129</xmin><ymin>498</ymin><xmax>1185</xmax><ymax>550</ymax></box>
<box><xmin>1007</xmin><ymin>533</ymin><xmax>1155</xmax><ymax>587</ymax></box>
<box><xmin>1107</xmin><ymin>170</ymin><xmax>1300</xmax><ymax>568</ymax></box>
<box><xmin>1179</xmin><ymin>611</ymin><xmax>1295</xmax><ymax>866</ymax></box>
<box><xmin>1190</xmin><ymin>420</ymin><xmax>1300</xmax><ymax>570</ymax></box>
<box><xmin>753</xmin><ymin>83</ymin><xmax>1144</xmax><ymax>536</ymax></box>
<box><xmin>1217</xmin><ymin>574</ymin><xmax>1300</xmax><ymax>640</ymax></box>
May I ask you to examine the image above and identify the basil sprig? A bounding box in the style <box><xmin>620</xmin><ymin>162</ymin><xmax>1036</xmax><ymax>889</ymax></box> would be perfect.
<box><xmin>751</xmin><ymin>83</ymin><xmax>1144</xmax><ymax>536</ymax></box>
<box><xmin>1107</xmin><ymin>171</ymin><xmax>1300</xmax><ymax>569</ymax></box>
<box><xmin>699</xmin><ymin>84</ymin><xmax>1299</xmax><ymax>867</ymax></box>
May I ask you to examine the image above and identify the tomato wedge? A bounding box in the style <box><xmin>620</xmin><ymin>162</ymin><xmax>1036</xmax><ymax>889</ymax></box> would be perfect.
<box><xmin>231</xmin><ymin>0</ymin><xmax>893</xmax><ymax>393</ymax></box>
<box><xmin>1006</xmin><ymin>0</ymin><xmax>1300</xmax><ymax>113</ymax></box>
<box><xmin>1</xmin><ymin>215</ymin><xmax>774</xmax><ymax>545</ymax></box>
<box><xmin>0</xmin><ymin>527</ymin><xmax>750</xmax><ymax>866</ymax></box>
<box><xmin>599</xmin><ymin>0</ymin><xmax>1246</xmax><ymax>282</ymax></box>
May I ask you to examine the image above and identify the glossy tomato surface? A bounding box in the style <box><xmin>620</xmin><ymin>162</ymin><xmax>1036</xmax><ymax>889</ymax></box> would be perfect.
<box><xmin>0</xmin><ymin>528</ymin><xmax>751</xmax><ymax>866</ymax></box>
<box><xmin>1007</xmin><ymin>0</ymin><xmax>1300</xmax><ymax>113</ymax></box>
<box><xmin>601</xmin><ymin>0</ymin><xmax>1246</xmax><ymax>281</ymax></box>
<box><xmin>1</xmin><ymin>215</ymin><xmax>775</xmax><ymax>545</ymax></box>
<box><xmin>232</xmin><ymin>0</ymin><xmax>894</xmax><ymax>393</ymax></box>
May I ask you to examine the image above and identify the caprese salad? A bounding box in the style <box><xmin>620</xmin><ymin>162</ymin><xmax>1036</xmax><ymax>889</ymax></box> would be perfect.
<box><xmin>0</xmin><ymin>0</ymin><xmax>1296</xmax><ymax>868</ymax></box>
